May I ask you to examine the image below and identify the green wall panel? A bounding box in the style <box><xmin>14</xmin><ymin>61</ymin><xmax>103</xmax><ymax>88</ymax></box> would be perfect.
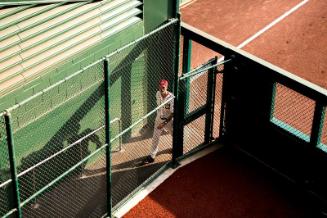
<box><xmin>144</xmin><ymin>0</ymin><xmax>173</xmax><ymax>33</ymax></box>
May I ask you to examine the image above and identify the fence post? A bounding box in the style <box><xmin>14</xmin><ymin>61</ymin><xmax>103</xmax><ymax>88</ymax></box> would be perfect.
<box><xmin>218</xmin><ymin>55</ymin><xmax>234</xmax><ymax>141</ymax></box>
<box><xmin>104</xmin><ymin>58</ymin><xmax>112</xmax><ymax>217</ymax></box>
<box><xmin>172</xmin><ymin>14</ymin><xmax>183</xmax><ymax>167</ymax></box>
<box><xmin>310</xmin><ymin>102</ymin><xmax>325</xmax><ymax>147</ymax></box>
<box><xmin>182</xmin><ymin>35</ymin><xmax>192</xmax><ymax>113</ymax></box>
<box><xmin>4</xmin><ymin>111</ymin><xmax>22</xmax><ymax>218</ymax></box>
<box><xmin>204</xmin><ymin>57</ymin><xmax>218</xmax><ymax>144</ymax></box>
<box><xmin>173</xmin><ymin>78</ymin><xmax>186</xmax><ymax>163</ymax></box>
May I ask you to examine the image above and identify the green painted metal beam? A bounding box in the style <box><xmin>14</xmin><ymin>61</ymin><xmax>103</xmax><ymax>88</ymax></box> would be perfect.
<box><xmin>4</xmin><ymin>111</ymin><xmax>22</xmax><ymax>218</ymax></box>
<box><xmin>180</xmin><ymin>59</ymin><xmax>231</xmax><ymax>81</ymax></box>
<box><xmin>184</xmin><ymin>105</ymin><xmax>206</xmax><ymax>126</ymax></box>
<box><xmin>104</xmin><ymin>58</ymin><xmax>112</xmax><ymax>217</ymax></box>
<box><xmin>173</xmin><ymin>78</ymin><xmax>186</xmax><ymax>162</ymax></box>
<box><xmin>172</xmin><ymin>12</ymin><xmax>182</xmax><ymax>166</ymax></box>
<box><xmin>204</xmin><ymin>57</ymin><xmax>217</xmax><ymax>144</ymax></box>
<box><xmin>182</xmin><ymin>36</ymin><xmax>192</xmax><ymax>113</ymax></box>
<box><xmin>310</xmin><ymin>102</ymin><xmax>326</xmax><ymax>147</ymax></box>
<box><xmin>218</xmin><ymin>57</ymin><xmax>230</xmax><ymax>140</ymax></box>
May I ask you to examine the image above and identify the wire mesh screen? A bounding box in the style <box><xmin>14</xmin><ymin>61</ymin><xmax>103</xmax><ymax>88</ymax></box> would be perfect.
<box><xmin>183</xmin><ymin>115</ymin><xmax>205</xmax><ymax>154</ymax></box>
<box><xmin>107</xmin><ymin>20</ymin><xmax>177</xmax><ymax>208</ymax></box>
<box><xmin>7</xmin><ymin>60</ymin><xmax>107</xmax><ymax>217</ymax></box>
<box><xmin>179</xmin><ymin>58</ymin><xmax>225</xmax><ymax>154</ymax></box>
<box><xmin>0</xmin><ymin>113</ymin><xmax>15</xmax><ymax>217</ymax></box>
<box><xmin>22</xmin><ymin>148</ymin><xmax>107</xmax><ymax>218</ymax></box>
<box><xmin>107</xmin><ymin>20</ymin><xmax>177</xmax><ymax>130</ymax></box>
<box><xmin>212</xmin><ymin>72</ymin><xmax>224</xmax><ymax>139</ymax></box>
<box><xmin>111</xmin><ymin>112</ymin><xmax>173</xmax><ymax>208</ymax></box>
<box><xmin>179</xmin><ymin>36</ymin><xmax>185</xmax><ymax>76</ymax></box>
<box><xmin>271</xmin><ymin>83</ymin><xmax>315</xmax><ymax>142</ymax></box>
<box><xmin>188</xmin><ymin>71</ymin><xmax>208</xmax><ymax>112</ymax></box>
<box><xmin>0</xmin><ymin>19</ymin><xmax>178</xmax><ymax>216</ymax></box>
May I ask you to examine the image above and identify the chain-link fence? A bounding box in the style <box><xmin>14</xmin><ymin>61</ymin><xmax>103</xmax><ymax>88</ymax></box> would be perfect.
<box><xmin>0</xmin><ymin>113</ymin><xmax>15</xmax><ymax>217</ymax></box>
<box><xmin>189</xmin><ymin>70</ymin><xmax>208</xmax><ymax>112</ymax></box>
<box><xmin>0</xmin><ymin>19</ymin><xmax>179</xmax><ymax>217</ymax></box>
<box><xmin>111</xmin><ymin>100</ymin><xmax>174</xmax><ymax>209</ymax></box>
<box><xmin>271</xmin><ymin>83</ymin><xmax>315</xmax><ymax>142</ymax></box>
<box><xmin>2</xmin><ymin>15</ymin><xmax>327</xmax><ymax>217</ymax></box>
<box><xmin>212</xmin><ymin>73</ymin><xmax>224</xmax><ymax>139</ymax></box>
<box><xmin>180</xmin><ymin>66</ymin><xmax>208</xmax><ymax>154</ymax></box>
<box><xmin>177</xmin><ymin>58</ymin><xmax>226</xmax><ymax>155</ymax></box>
<box><xmin>107</xmin><ymin>19</ymin><xmax>177</xmax><ymax>209</ymax></box>
<box><xmin>183</xmin><ymin>116</ymin><xmax>205</xmax><ymax>154</ymax></box>
<box><xmin>5</xmin><ymin>59</ymin><xmax>107</xmax><ymax>217</ymax></box>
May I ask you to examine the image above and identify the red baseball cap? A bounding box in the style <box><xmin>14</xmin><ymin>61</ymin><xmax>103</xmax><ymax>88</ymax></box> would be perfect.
<box><xmin>159</xmin><ymin>79</ymin><xmax>168</xmax><ymax>87</ymax></box>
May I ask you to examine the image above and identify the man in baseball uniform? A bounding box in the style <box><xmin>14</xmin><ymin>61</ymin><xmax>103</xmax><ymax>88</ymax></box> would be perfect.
<box><xmin>143</xmin><ymin>79</ymin><xmax>174</xmax><ymax>164</ymax></box>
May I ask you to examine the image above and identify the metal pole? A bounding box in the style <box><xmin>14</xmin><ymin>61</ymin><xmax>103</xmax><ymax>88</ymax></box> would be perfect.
<box><xmin>218</xmin><ymin>55</ymin><xmax>234</xmax><ymax>141</ymax></box>
<box><xmin>182</xmin><ymin>36</ymin><xmax>192</xmax><ymax>113</ymax></box>
<box><xmin>205</xmin><ymin>57</ymin><xmax>217</xmax><ymax>144</ymax></box>
<box><xmin>174</xmin><ymin>79</ymin><xmax>186</xmax><ymax>161</ymax></box>
<box><xmin>104</xmin><ymin>58</ymin><xmax>112</xmax><ymax>217</ymax></box>
<box><xmin>4</xmin><ymin>111</ymin><xmax>22</xmax><ymax>218</ymax></box>
<box><xmin>310</xmin><ymin>102</ymin><xmax>325</xmax><ymax>147</ymax></box>
<box><xmin>172</xmin><ymin>12</ymin><xmax>183</xmax><ymax>167</ymax></box>
<box><xmin>173</xmin><ymin>0</ymin><xmax>180</xmax><ymax>17</ymax></box>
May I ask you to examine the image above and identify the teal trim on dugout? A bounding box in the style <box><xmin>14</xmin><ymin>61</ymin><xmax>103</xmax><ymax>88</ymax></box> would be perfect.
<box><xmin>271</xmin><ymin>117</ymin><xmax>310</xmax><ymax>142</ymax></box>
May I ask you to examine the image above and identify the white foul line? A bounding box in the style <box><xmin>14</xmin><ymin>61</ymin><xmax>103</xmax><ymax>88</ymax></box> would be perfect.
<box><xmin>237</xmin><ymin>0</ymin><xmax>309</xmax><ymax>49</ymax></box>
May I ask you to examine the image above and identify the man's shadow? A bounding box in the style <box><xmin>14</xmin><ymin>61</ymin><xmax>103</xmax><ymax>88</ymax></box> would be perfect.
<box><xmin>19</xmin><ymin>122</ymin><xmax>103</xmax><ymax>203</ymax></box>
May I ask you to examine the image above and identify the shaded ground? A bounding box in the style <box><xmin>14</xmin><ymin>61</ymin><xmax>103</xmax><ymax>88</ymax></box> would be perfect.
<box><xmin>124</xmin><ymin>147</ymin><xmax>317</xmax><ymax>218</ymax></box>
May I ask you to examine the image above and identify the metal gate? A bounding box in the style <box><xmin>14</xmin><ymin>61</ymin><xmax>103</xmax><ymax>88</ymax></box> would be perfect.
<box><xmin>172</xmin><ymin>57</ymin><xmax>226</xmax><ymax>163</ymax></box>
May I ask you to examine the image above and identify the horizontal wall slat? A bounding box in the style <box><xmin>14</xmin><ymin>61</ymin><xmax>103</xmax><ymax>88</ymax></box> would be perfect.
<box><xmin>0</xmin><ymin>0</ymin><xmax>143</xmax><ymax>94</ymax></box>
<box><xmin>0</xmin><ymin>16</ymin><xmax>141</xmax><ymax>92</ymax></box>
<box><xmin>0</xmin><ymin>0</ymin><xmax>140</xmax><ymax>55</ymax></box>
<box><xmin>0</xmin><ymin>2</ymin><xmax>86</xmax><ymax>42</ymax></box>
<box><xmin>0</xmin><ymin>4</ymin><xmax>34</xmax><ymax>20</ymax></box>
<box><xmin>0</xmin><ymin>3</ymin><xmax>64</xmax><ymax>31</ymax></box>
<box><xmin>0</xmin><ymin>9</ymin><xmax>141</xmax><ymax>82</ymax></box>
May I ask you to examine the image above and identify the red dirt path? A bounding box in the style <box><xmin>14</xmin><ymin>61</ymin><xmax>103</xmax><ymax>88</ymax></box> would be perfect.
<box><xmin>180</xmin><ymin>0</ymin><xmax>303</xmax><ymax>68</ymax></box>
<box><xmin>124</xmin><ymin>148</ymin><xmax>313</xmax><ymax>218</ymax></box>
<box><xmin>243</xmin><ymin>0</ymin><xmax>327</xmax><ymax>88</ymax></box>
<box><xmin>181</xmin><ymin>0</ymin><xmax>327</xmax><ymax>89</ymax></box>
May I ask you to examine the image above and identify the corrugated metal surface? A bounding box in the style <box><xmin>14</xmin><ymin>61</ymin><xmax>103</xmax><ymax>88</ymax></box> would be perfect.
<box><xmin>0</xmin><ymin>1</ymin><xmax>89</xmax><ymax>6</ymax></box>
<box><xmin>0</xmin><ymin>0</ymin><xmax>142</xmax><ymax>94</ymax></box>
